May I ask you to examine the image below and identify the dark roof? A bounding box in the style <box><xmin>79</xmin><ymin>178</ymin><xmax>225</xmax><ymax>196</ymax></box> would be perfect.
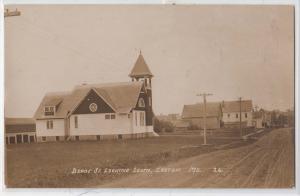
<box><xmin>222</xmin><ymin>100</ymin><xmax>253</xmax><ymax>113</ymax></box>
<box><xmin>5</xmin><ymin>118</ymin><xmax>36</xmax><ymax>133</ymax></box>
<box><xmin>5</xmin><ymin>118</ymin><xmax>35</xmax><ymax>125</ymax></box>
<box><xmin>34</xmin><ymin>81</ymin><xmax>144</xmax><ymax>119</ymax></box>
<box><xmin>129</xmin><ymin>53</ymin><xmax>153</xmax><ymax>77</ymax></box>
<box><xmin>182</xmin><ymin>102</ymin><xmax>221</xmax><ymax>119</ymax></box>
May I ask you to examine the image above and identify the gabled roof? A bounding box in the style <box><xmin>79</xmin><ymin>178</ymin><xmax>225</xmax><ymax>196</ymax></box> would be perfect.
<box><xmin>222</xmin><ymin>100</ymin><xmax>253</xmax><ymax>113</ymax></box>
<box><xmin>34</xmin><ymin>81</ymin><xmax>144</xmax><ymax>119</ymax></box>
<box><xmin>129</xmin><ymin>53</ymin><xmax>153</xmax><ymax>78</ymax></box>
<box><xmin>182</xmin><ymin>102</ymin><xmax>221</xmax><ymax>119</ymax></box>
<box><xmin>44</xmin><ymin>97</ymin><xmax>63</xmax><ymax>106</ymax></box>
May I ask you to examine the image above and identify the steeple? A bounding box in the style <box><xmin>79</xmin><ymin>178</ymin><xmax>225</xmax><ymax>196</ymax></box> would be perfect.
<box><xmin>129</xmin><ymin>51</ymin><xmax>153</xmax><ymax>78</ymax></box>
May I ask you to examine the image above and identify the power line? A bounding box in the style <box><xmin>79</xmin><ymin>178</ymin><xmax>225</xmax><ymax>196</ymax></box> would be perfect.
<box><xmin>196</xmin><ymin>93</ymin><xmax>213</xmax><ymax>145</ymax></box>
<box><xmin>239</xmin><ymin>97</ymin><xmax>242</xmax><ymax>138</ymax></box>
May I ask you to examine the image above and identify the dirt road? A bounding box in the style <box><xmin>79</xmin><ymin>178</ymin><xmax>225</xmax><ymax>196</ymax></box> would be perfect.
<box><xmin>101</xmin><ymin>128</ymin><xmax>294</xmax><ymax>188</ymax></box>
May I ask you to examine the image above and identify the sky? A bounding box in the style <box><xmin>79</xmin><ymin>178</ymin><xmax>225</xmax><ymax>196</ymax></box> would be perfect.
<box><xmin>4</xmin><ymin>5</ymin><xmax>294</xmax><ymax>117</ymax></box>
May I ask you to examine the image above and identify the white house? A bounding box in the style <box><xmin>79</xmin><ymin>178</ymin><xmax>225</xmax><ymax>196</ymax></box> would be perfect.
<box><xmin>34</xmin><ymin>53</ymin><xmax>156</xmax><ymax>142</ymax></box>
<box><xmin>221</xmin><ymin>100</ymin><xmax>253</xmax><ymax>128</ymax></box>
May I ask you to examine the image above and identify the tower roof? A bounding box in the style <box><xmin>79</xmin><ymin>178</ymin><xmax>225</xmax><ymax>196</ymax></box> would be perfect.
<box><xmin>129</xmin><ymin>52</ymin><xmax>153</xmax><ymax>78</ymax></box>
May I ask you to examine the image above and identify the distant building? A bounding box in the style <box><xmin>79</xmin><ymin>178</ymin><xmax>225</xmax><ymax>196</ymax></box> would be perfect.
<box><xmin>34</xmin><ymin>53</ymin><xmax>156</xmax><ymax>142</ymax></box>
<box><xmin>156</xmin><ymin>113</ymin><xmax>180</xmax><ymax>122</ymax></box>
<box><xmin>5</xmin><ymin>118</ymin><xmax>36</xmax><ymax>144</ymax></box>
<box><xmin>252</xmin><ymin>110</ymin><xmax>264</xmax><ymax>128</ymax></box>
<box><xmin>182</xmin><ymin>102</ymin><xmax>222</xmax><ymax>129</ymax></box>
<box><xmin>221</xmin><ymin>100</ymin><xmax>253</xmax><ymax>128</ymax></box>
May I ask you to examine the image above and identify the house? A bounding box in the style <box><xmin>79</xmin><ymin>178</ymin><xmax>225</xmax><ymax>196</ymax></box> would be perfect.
<box><xmin>34</xmin><ymin>52</ymin><xmax>156</xmax><ymax>142</ymax></box>
<box><xmin>5</xmin><ymin>118</ymin><xmax>36</xmax><ymax>144</ymax></box>
<box><xmin>221</xmin><ymin>100</ymin><xmax>253</xmax><ymax>128</ymax></box>
<box><xmin>181</xmin><ymin>102</ymin><xmax>222</xmax><ymax>129</ymax></box>
<box><xmin>252</xmin><ymin>110</ymin><xmax>264</xmax><ymax>128</ymax></box>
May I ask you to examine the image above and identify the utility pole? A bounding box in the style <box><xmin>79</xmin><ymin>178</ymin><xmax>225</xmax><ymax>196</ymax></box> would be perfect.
<box><xmin>239</xmin><ymin>97</ymin><xmax>242</xmax><ymax>137</ymax></box>
<box><xmin>197</xmin><ymin>93</ymin><xmax>213</xmax><ymax>145</ymax></box>
<box><xmin>4</xmin><ymin>9</ymin><xmax>21</xmax><ymax>17</ymax></box>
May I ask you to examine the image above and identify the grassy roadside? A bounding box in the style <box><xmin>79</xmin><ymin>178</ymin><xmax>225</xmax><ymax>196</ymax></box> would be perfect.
<box><xmin>5</xmin><ymin>130</ymin><xmax>273</xmax><ymax>188</ymax></box>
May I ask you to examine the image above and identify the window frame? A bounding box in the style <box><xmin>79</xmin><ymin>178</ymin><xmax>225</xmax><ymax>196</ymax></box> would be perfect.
<box><xmin>74</xmin><ymin>116</ymin><xmax>78</xmax><ymax>128</ymax></box>
<box><xmin>105</xmin><ymin>114</ymin><xmax>111</xmax><ymax>120</ymax></box>
<box><xmin>138</xmin><ymin>98</ymin><xmax>145</xmax><ymax>108</ymax></box>
<box><xmin>46</xmin><ymin>120</ymin><xmax>53</xmax><ymax>129</ymax></box>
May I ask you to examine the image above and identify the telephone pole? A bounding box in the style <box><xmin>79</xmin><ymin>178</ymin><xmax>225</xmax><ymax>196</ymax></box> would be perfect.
<box><xmin>239</xmin><ymin>97</ymin><xmax>242</xmax><ymax>137</ymax></box>
<box><xmin>197</xmin><ymin>93</ymin><xmax>213</xmax><ymax>145</ymax></box>
<box><xmin>4</xmin><ymin>9</ymin><xmax>21</xmax><ymax>18</ymax></box>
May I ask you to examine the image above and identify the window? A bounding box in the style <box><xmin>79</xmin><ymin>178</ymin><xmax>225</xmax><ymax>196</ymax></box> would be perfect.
<box><xmin>118</xmin><ymin>134</ymin><xmax>122</xmax><ymax>140</ymax></box>
<box><xmin>46</xmin><ymin>120</ymin><xmax>53</xmax><ymax>129</ymax></box>
<box><xmin>105</xmin><ymin>114</ymin><xmax>116</xmax><ymax>120</ymax></box>
<box><xmin>56</xmin><ymin>136</ymin><xmax>60</xmax><ymax>141</ymax></box>
<box><xmin>245</xmin><ymin>113</ymin><xmax>248</xmax><ymax>118</ymax></box>
<box><xmin>135</xmin><ymin>112</ymin><xmax>138</xmax><ymax>126</ymax></box>
<box><xmin>42</xmin><ymin>137</ymin><xmax>46</xmax><ymax>142</ymax></box>
<box><xmin>236</xmin><ymin>114</ymin><xmax>239</xmax><ymax>118</ymax></box>
<box><xmin>75</xmin><ymin>136</ymin><xmax>79</xmax><ymax>141</ymax></box>
<box><xmin>138</xmin><ymin>98</ymin><xmax>145</xmax><ymax>108</ymax></box>
<box><xmin>44</xmin><ymin>106</ymin><xmax>55</xmax><ymax>116</ymax></box>
<box><xmin>140</xmin><ymin>112</ymin><xmax>145</xmax><ymax>126</ymax></box>
<box><xmin>74</xmin><ymin>116</ymin><xmax>78</xmax><ymax>128</ymax></box>
<box><xmin>96</xmin><ymin>135</ymin><xmax>101</xmax><ymax>141</ymax></box>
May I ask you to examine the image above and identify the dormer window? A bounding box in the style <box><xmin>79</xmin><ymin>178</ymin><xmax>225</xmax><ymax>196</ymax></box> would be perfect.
<box><xmin>138</xmin><ymin>98</ymin><xmax>145</xmax><ymax>108</ymax></box>
<box><xmin>44</xmin><ymin>106</ymin><xmax>55</xmax><ymax>116</ymax></box>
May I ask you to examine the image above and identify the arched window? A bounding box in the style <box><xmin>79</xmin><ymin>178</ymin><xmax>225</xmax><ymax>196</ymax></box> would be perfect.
<box><xmin>138</xmin><ymin>98</ymin><xmax>145</xmax><ymax>108</ymax></box>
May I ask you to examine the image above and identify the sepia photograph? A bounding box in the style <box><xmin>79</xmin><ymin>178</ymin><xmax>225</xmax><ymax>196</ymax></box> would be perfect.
<box><xmin>3</xmin><ymin>4</ymin><xmax>295</xmax><ymax>189</ymax></box>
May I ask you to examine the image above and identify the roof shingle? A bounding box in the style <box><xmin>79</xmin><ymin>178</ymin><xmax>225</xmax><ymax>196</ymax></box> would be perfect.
<box><xmin>129</xmin><ymin>53</ymin><xmax>153</xmax><ymax>77</ymax></box>
<box><xmin>182</xmin><ymin>102</ymin><xmax>221</xmax><ymax>118</ymax></box>
<box><xmin>34</xmin><ymin>81</ymin><xmax>143</xmax><ymax>119</ymax></box>
<box><xmin>222</xmin><ymin>100</ymin><xmax>253</xmax><ymax>113</ymax></box>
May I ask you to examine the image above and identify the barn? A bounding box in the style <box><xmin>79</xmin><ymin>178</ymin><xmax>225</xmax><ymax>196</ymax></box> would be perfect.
<box><xmin>5</xmin><ymin>118</ymin><xmax>36</xmax><ymax>144</ymax></box>
<box><xmin>181</xmin><ymin>102</ymin><xmax>222</xmax><ymax>129</ymax></box>
<box><xmin>34</xmin><ymin>52</ymin><xmax>157</xmax><ymax>142</ymax></box>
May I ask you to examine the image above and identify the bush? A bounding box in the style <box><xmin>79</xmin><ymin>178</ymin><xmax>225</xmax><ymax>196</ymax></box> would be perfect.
<box><xmin>188</xmin><ymin>124</ymin><xmax>199</xmax><ymax>130</ymax></box>
<box><xmin>153</xmin><ymin>117</ymin><xmax>175</xmax><ymax>133</ymax></box>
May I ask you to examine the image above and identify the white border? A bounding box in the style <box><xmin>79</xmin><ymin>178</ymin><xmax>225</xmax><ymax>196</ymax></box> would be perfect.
<box><xmin>0</xmin><ymin>0</ymin><xmax>299</xmax><ymax>196</ymax></box>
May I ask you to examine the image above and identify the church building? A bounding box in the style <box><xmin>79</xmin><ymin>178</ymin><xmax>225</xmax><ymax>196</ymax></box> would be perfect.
<box><xmin>34</xmin><ymin>52</ymin><xmax>157</xmax><ymax>142</ymax></box>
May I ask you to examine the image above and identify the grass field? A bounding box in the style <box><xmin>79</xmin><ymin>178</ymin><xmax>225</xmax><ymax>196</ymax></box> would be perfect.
<box><xmin>6</xmin><ymin>135</ymin><xmax>254</xmax><ymax>188</ymax></box>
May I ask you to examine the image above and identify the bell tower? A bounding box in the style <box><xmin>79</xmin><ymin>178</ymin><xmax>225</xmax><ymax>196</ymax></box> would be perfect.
<box><xmin>129</xmin><ymin>51</ymin><xmax>154</xmax><ymax>128</ymax></box>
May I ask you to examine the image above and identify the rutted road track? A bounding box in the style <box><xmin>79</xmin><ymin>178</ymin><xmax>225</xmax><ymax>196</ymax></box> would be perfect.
<box><xmin>101</xmin><ymin>128</ymin><xmax>294</xmax><ymax>188</ymax></box>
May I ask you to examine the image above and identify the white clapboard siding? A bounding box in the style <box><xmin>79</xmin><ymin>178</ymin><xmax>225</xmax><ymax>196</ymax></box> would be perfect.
<box><xmin>36</xmin><ymin>119</ymin><xmax>65</xmax><ymax>137</ymax></box>
<box><xmin>69</xmin><ymin>113</ymin><xmax>134</xmax><ymax>135</ymax></box>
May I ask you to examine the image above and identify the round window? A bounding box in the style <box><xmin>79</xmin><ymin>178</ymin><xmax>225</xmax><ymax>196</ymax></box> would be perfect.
<box><xmin>89</xmin><ymin>103</ymin><xmax>98</xmax><ymax>112</ymax></box>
